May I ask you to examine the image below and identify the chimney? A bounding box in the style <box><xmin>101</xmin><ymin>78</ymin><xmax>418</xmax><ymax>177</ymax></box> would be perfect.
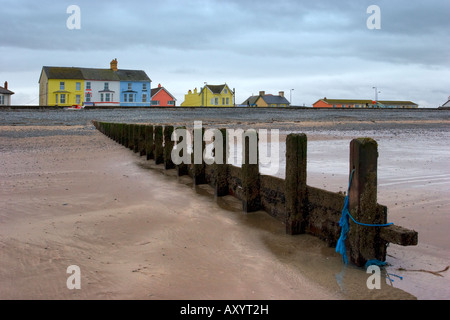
<box><xmin>279</xmin><ymin>91</ymin><xmax>284</xmax><ymax>97</ymax></box>
<box><xmin>259</xmin><ymin>91</ymin><xmax>265</xmax><ymax>96</ymax></box>
<box><xmin>4</xmin><ymin>81</ymin><xmax>7</xmax><ymax>90</ymax></box>
<box><xmin>158</xmin><ymin>83</ymin><xmax>162</xmax><ymax>88</ymax></box>
<box><xmin>110</xmin><ymin>58</ymin><xmax>118</xmax><ymax>71</ymax></box>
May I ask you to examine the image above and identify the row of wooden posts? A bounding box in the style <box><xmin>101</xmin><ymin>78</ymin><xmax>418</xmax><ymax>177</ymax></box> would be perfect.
<box><xmin>92</xmin><ymin>121</ymin><xmax>418</xmax><ymax>267</ymax></box>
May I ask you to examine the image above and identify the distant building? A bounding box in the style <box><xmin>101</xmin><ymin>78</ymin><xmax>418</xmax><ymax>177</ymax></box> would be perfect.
<box><xmin>242</xmin><ymin>91</ymin><xmax>290</xmax><ymax>107</ymax></box>
<box><xmin>0</xmin><ymin>81</ymin><xmax>14</xmax><ymax>106</ymax></box>
<box><xmin>181</xmin><ymin>84</ymin><xmax>234</xmax><ymax>107</ymax></box>
<box><xmin>151</xmin><ymin>84</ymin><xmax>177</xmax><ymax>107</ymax></box>
<box><xmin>38</xmin><ymin>59</ymin><xmax>151</xmax><ymax>107</ymax></box>
<box><xmin>313</xmin><ymin>98</ymin><xmax>418</xmax><ymax>109</ymax></box>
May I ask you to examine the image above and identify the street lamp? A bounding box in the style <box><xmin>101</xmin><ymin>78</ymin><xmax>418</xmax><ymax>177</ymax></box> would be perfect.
<box><xmin>290</xmin><ymin>89</ymin><xmax>294</xmax><ymax>105</ymax></box>
<box><xmin>372</xmin><ymin>86</ymin><xmax>380</xmax><ymax>102</ymax></box>
<box><xmin>204</xmin><ymin>82</ymin><xmax>207</xmax><ymax>107</ymax></box>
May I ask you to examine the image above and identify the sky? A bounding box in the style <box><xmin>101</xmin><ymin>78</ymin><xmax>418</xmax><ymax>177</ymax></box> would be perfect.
<box><xmin>1</xmin><ymin>0</ymin><xmax>449</xmax><ymax>107</ymax></box>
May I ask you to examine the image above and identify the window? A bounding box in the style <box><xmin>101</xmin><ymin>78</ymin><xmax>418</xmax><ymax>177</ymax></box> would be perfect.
<box><xmin>60</xmin><ymin>94</ymin><xmax>66</xmax><ymax>104</ymax></box>
<box><xmin>76</xmin><ymin>95</ymin><xmax>81</xmax><ymax>104</ymax></box>
<box><xmin>222</xmin><ymin>98</ymin><xmax>225</xmax><ymax>105</ymax></box>
<box><xmin>86</xmin><ymin>93</ymin><xmax>91</xmax><ymax>102</ymax></box>
<box><xmin>100</xmin><ymin>93</ymin><xmax>104</xmax><ymax>102</ymax></box>
<box><xmin>224</xmin><ymin>89</ymin><xmax>228</xmax><ymax>94</ymax></box>
<box><xmin>104</xmin><ymin>83</ymin><xmax>109</xmax><ymax>91</ymax></box>
<box><xmin>143</xmin><ymin>83</ymin><xmax>147</xmax><ymax>91</ymax></box>
<box><xmin>55</xmin><ymin>94</ymin><xmax>59</xmax><ymax>104</ymax></box>
<box><xmin>76</xmin><ymin>82</ymin><xmax>81</xmax><ymax>91</ymax></box>
<box><xmin>151</xmin><ymin>100</ymin><xmax>160</xmax><ymax>106</ymax></box>
<box><xmin>124</xmin><ymin>94</ymin><xmax>127</xmax><ymax>102</ymax></box>
<box><xmin>86</xmin><ymin>82</ymin><xmax>91</xmax><ymax>90</ymax></box>
<box><xmin>226</xmin><ymin>98</ymin><xmax>229</xmax><ymax>105</ymax></box>
<box><xmin>60</xmin><ymin>82</ymin><xmax>65</xmax><ymax>90</ymax></box>
<box><xmin>210</xmin><ymin>98</ymin><xmax>214</xmax><ymax>105</ymax></box>
<box><xmin>168</xmin><ymin>101</ymin><xmax>175</xmax><ymax>106</ymax></box>
<box><xmin>214</xmin><ymin>98</ymin><xmax>218</xmax><ymax>105</ymax></box>
<box><xmin>0</xmin><ymin>95</ymin><xmax>4</xmax><ymax>105</ymax></box>
<box><xmin>128</xmin><ymin>83</ymin><xmax>132</xmax><ymax>90</ymax></box>
<box><xmin>142</xmin><ymin>93</ymin><xmax>147</xmax><ymax>103</ymax></box>
<box><xmin>105</xmin><ymin>93</ymin><xmax>110</xmax><ymax>102</ymax></box>
<box><xmin>128</xmin><ymin>94</ymin><xmax>133</xmax><ymax>102</ymax></box>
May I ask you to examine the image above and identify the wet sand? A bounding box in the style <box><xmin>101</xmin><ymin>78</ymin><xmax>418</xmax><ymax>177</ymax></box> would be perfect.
<box><xmin>0</xmin><ymin>116</ymin><xmax>449</xmax><ymax>300</ymax></box>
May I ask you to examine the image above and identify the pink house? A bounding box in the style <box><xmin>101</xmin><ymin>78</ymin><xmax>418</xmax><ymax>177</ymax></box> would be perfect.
<box><xmin>151</xmin><ymin>84</ymin><xmax>176</xmax><ymax>107</ymax></box>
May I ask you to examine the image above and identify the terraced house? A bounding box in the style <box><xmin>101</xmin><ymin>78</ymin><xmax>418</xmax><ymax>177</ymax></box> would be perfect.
<box><xmin>39</xmin><ymin>59</ymin><xmax>151</xmax><ymax>107</ymax></box>
<box><xmin>181</xmin><ymin>83</ymin><xmax>234</xmax><ymax>107</ymax></box>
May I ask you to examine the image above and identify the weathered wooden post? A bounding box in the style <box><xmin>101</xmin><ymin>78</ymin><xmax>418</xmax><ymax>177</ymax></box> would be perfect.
<box><xmin>134</xmin><ymin>124</ymin><xmax>141</xmax><ymax>154</ymax></box>
<box><xmin>163</xmin><ymin>125</ymin><xmax>175</xmax><ymax>169</ymax></box>
<box><xmin>127</xmin><ymin>124</ymin><xmax>135</xmax><ymax>151</ymax></box>
<box><xmin>122</xmin><ymin>124</ymin><xmax>129</xmax><ymax>148</ymax></box>
<box><xmin>192</xmin><ymin>126</ymin><xmax>206</xmax><ymax>185</ymax></box>
<box><xmin>174</xmin><ymin>126</ymin><xmax>189</xmax><ymax>176</ymax></box>
<box><xmin>154</xmin><ymin>125</ymin><xmax>164</xmax><ymax>165</ymax></box>
<box><xmin>213</xmin><ymin>128</ymin><xmax>228</xmax><ymax>198</ymax></box>
<box><xmin>348</xmin><ymin>138</ymin><xmax>386</xmax><ymax>267</ymax></box>
<box><xmin>241</xmin><ymin>129</ymin><xmax>260</xmax><ymax>212</ymax></box>
<box><xmin>120</xmin><ymin>123</ymin><xmax>127</xmax><ymax>147</ymax></box>
<box><xmin>285</xmin><ymin>133</ymin><xmax>308</xmax><ymax>235</ymax></box>
<box><xmin>113</xmin><ymin>123</ymin><xmax>119</xmax><ymax>143</ymax></box>
<box><xmin>138</xmin><ymin>124</ymin><xmax>147</xmax><ymax>156</ymax></box>
<box><xmin>144</xmin><ymin>125</ymin><xmax>154</xmax><ymax>160</ymax></box>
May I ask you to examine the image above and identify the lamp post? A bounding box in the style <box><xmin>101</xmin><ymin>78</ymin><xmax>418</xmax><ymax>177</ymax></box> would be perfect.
<box><xmin>372</xmin><ymin>86</ymin><xmax>380</xmax><ymax>102</ymax></box>
<box><xmin>204</xmin><ymin>82</ymin><xmax>207</xmax><ymax>107</ymax></box>
<box><xmin>290</xmin><ymin>88</ymin><xmax>294</xmax><ymax>105</ymax></box>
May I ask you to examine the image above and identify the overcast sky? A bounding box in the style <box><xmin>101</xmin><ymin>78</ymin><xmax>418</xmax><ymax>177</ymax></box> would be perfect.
<box><xmin>1</xmin><ymin>0</ymin><xmax>449</xmax><ymax>107</ymax></box>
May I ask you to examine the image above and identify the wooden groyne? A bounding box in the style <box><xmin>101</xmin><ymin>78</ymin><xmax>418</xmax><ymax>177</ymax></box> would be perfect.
<box><xmin>92</xmin><ymin>121</ymin><xmax>418</xmax><ymax>267</ymax></box>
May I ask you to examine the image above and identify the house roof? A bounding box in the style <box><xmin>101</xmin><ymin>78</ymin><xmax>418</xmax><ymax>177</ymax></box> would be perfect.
<box><xmin>41</xmin><ymin>66</ymin><xmax>150</xmax><ymax>82</ymax></box>
<box><xmin>316</xmin><ymin>98</ymin><xmax>418</xmax><ymax>106</ymax></box>
<box><xmin>0</xmin><ymin>86</ymin><xmax>14</xmax><ymax>95</ymax></box>
<box><xmin>205</xmin><ymin>84</ymin><xmax>229</xmax><ymax>94</ymax></box>
<box><xmin>243</xmin><ymin>93</ymin><xmax>290</xmax><ymax>105</ymax></box>
<box><xmin>441</xmin><ymin>100</ymin><xmax>450</xmax><ymax>107</ymax></box>
<box><xmin>115</xmin><ymin>69</ymin><xmax>150</xmax><ymax>81</ymax></box>
<box><xmin>151</xmin><ymin>87</ymin><xmax>176</xmax><ymax>100</ymax></box>
<box><xmin>42</xmin><ymin>66</ymin><xmax>84</xmax><ymax>80</ymax></box>
<box><xmin>260</xmin><ymin>94</ymin><xmax>290</xmax><ymax>105</ymax></box>
<box><xmin>80</xmin><ymin>68</ymin><xmax>120</xmax><ymax>81</ymax></box>
<box><xmin>242</xmin><ymin>95</ymin><xmax>259</xmax><ymax>105</ymax></box>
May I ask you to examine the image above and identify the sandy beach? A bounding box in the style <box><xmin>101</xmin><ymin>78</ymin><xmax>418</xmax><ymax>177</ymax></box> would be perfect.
<box><xmin>0</xmin><ymin>109</ymin><xmax>449</xmax><ymax>301</ymax></box>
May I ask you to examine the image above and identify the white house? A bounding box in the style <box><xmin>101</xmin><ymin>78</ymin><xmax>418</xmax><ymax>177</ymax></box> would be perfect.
<box><xmin>82</xmin><ymin>67</ymin><xmax>121</xmax><ymax>107</ymax></box>
<box><xmin>0</xmin><ymin>81</ymin><xmax>14</xmax><ymax>106</ymax></box>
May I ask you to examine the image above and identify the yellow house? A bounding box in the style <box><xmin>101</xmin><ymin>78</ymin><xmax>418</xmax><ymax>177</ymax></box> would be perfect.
<box><xmin>39</xmin><ymin>67</ymin><xmax>85</xmax><ymax>106</ymax></box>
<box><xmin>181</xmin><ymin>84</ymin><xmax>234</xmax><ymax>107</ymax></box>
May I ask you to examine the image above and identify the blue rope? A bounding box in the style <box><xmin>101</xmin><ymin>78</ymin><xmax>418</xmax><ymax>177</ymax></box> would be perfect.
<box><xmin>336</xmin><ymin>169</ymin><xmax>394</xmax><ymax>264</ymax></box>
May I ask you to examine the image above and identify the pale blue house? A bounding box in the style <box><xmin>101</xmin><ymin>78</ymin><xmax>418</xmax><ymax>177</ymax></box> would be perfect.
<box><xmin>116</xmin><ymin>69</ymin><xmax>151</xmax><ymax>107</ymax></box>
